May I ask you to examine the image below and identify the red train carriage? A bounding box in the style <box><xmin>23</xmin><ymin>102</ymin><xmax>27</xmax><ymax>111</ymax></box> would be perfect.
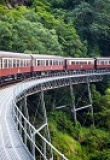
<box><xmin>31</xmin><ymin>54</ymin><xmax>64</xmax><ymax>74</ymax></box>
<box><xmin>65</xmin><ymin>58</ymin><xmax>95</xmax><ymax>70</ymax></box>
<box><xmin>0</xmin><ymin>51</ymin><xmax>31</xmax><ymax>79</ymax></box>
<box><xmin>95</xmin><ymin>58</ymin><xmax>110</xmax><ymax>69</ymax></box>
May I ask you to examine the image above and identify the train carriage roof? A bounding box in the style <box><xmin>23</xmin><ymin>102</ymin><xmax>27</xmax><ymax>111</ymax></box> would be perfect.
<box><xmin>64</xmin><ymin>57</ymin><xmax>94</xmax><ymax>60</ymax></box>
<box><xmin>0</xmin><ymin>51</ymin><xmax>31</xmax><ymax>59</ymax></box>
<box><xmin>96</xmin><ymin>57</ymin><xmax>110</xmax><ymax>60</ymax></box>
<box><xmin>31</xmin><ymin>54</ymin><xmax>64</xmax><ymax>60</ymax></box>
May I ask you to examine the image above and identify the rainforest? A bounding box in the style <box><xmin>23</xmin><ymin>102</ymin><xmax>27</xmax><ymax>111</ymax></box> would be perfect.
<box><xmin>1</xmin><ymin>0</ymin><xmax>110</xmax><ymax>159</ymax></box>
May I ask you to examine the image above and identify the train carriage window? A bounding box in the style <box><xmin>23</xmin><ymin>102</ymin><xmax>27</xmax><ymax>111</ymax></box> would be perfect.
<box><xmin>44</xmin><ymin>60</ymin><xmax>46</xmax><ymax>66</ymax></box>
<box><xmin>35</xmin><ymin>59</ymin><xmax>37</xmax><ymax>66</ymax></box>
<box><xmin>57</xmin><ymin>60</ymin><xmax>58</xmax><ymax>65</ymax></box>
<box><xmin>24</xmin><ymin>60</ymin><xmax>28</xmax><ymax>67</ymax></box>
<box><xmin>60</xmin><ymin>60</ymin><xmax>62</xmax><ymax>65</ymax></box>
<box><xmin>4</xmin><ymin>59</ymin><xmax>7</xmax><ymax>68</ymax></box>
<box><xmin>41</xmin><ymin>60</ymin><xmax>45</xmax><ymax>66</ymax></box>
<box><xmin>40</xmin><ymin>60</ymin><xmax>42</xmax><ymax>66</ymax></box>
<box><xmin>26</xmin><ymin>60</ymin><xmax>28</xmax><ymax>66</ymax></box>
<box><xmin>59</xmin><ymin>60</ymin><xmax>63</xmax><ymax>65</ymax></box>
<box><xmin>53</xmin><ymin>60</ymin><xmax>55</xmax><ymax>65</ymax></box>
<box><xmin>46</xmin><ymin>60</ymin><xmax>48</xmax><ymax>66</ymax></box>
<box><xmin>19</xmin><ymin>60</ymin><xmax>21</xmax><ymax>67</ymax></box>
<box><xmin>83</xmin><ymin>61</ymin><xmax>87</xmax><ymax>64</ymax></box>
<box><xmin>97</xmin><ymin>60</ymin><xmax>99</xmax><ymax>65</ymax></box>
<box><xmin>88</xmin><ymin>61</ymin><xmax>91</xmax><ymax>64</ymax></box>
<box><xmin>11</xmin><ymin>59</ymin><xmax>13</xmax><ymax>67</ymax></box>
<box><xmin>105</xmin><ymin>61</ymin><xmax>108</xmax><ymax>65</ymax></box>
<box><xmin>81</xmin><ymin>61</ymin><xmax>86</xmax><ymax>64</ymax></box>
<box><xmin>13</xmin><ymin>59</ymin><xmax>16</xmax><ymax>67</ymax></box>
<box><xmin>67</xmin><ymin>60</ymin><xmax>70</xmax><ymax>65</ymax></box>
<box><xmin>53</xmin><ymin>60</ymin><xmax>54</xmax><ymax>65</ymax></box>
<box><xmin>0</xmin><ymin>59</ymin><xmax>2</xmax><ymax>68</ymax></box>
<box><xmin>37</xmin><ymin>60</ymin><xmax>40</xmax><ymax>66</ymax></box>
<box><xmin>53</xmin><ymin>60</ymin><xmax>57</xmax><ymax>65</ymax></box>
<box><xmin>71</xmin><ymin>61</ymin><xmax>75</xmax><ymax>65</ymax></box>
<box><xmin>3</xmin><ymin>59</ymin><xmax>6</xmax><ymax>68</ymax></box>
<box><xmin>2</xmin><ymin>59</ymin><xmax>5</xmax><ymax>68</ymax></box>
<box><xmin>9</xmin><ymin>59</ymin><xmax>12</xmax><ymax>68</ymax></box>
<box><xmin>17</xmin><ymin>60</ymin><xmax>19</xmax><ymax>67</ymax></box>
<box><xmin>55</xmin><ymin>60</ymin><xmax>58</xmax><ymax>65</ymax></box>
<box><xmin>1</xmin><ymin>59</ymin><xmax>4</xmax><ymax>68</ymax></box>
<box><xmin>25</xmin><ymin>60</ymin><xmax>28</xmax><ymax>66</ymax></box>
<box><xmin>20</xmin><ymin>60</ymin><xmax>22</xmax><ymax>67</ymax></box>
<box><xmin>25</xmin><ymin>60</ymin><xmax>27</xmax><ymax>66</ymax></box>
<box><xmin>48</xmin><ymin>60</ymin><xmax>50</xmax><ymax>66</ymax></box>
<box><xmin>50</xmin><ymin>60</ymin><xmax>52</xmax><ymax>65</ymax></box>
<box><xmin>76</xmin><ymin>61</ymin><xmax>79</xmax><ymax>65</ymax></box>
<box><xmin>0</xmin><ymin>59</ymin><xmax>1</xmax><ymax>69</ymax></box>
<box><xmin>32</xmin><ymin>59</ymin><xmax>35</xmax><ymax>66</ymax></box>
<box><xmin>27</xmin><ymin>60</ymin><xmax>29</xmax><ymax>66</ymax></box>
<box><xmin>21</xmin><ymin>60</ymin><xmax>23</xmax><ymax>67</ymax></box>
<box><xmin>24</xmin><ymin>60</ymin><xmax>26</xmax><ymax>66</ymax></box>
<box><xmin>27</xmin><ymin>60</ymin><xmax>30</xmax><ymax>66</ymax></box>
<box><xmin>6</xmin><ymin>59</ymin><xmax>8</xmax><ymax>68</ymax></box>
<box><xmin>101</xmin><ymin>61</ymin><xmax>104</xmax><ymax>65</ymax></box>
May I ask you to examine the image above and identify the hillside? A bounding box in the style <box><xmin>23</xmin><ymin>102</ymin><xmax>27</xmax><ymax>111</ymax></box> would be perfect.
<box><xmin>1</xmin><ymin>0</ymin><xmax>110</xmax><ymax>159</ymax></box>
<box><xmin>0</xmin><ymin>0</ymin><xmax>110</xmax><ymax>57</ymax></box>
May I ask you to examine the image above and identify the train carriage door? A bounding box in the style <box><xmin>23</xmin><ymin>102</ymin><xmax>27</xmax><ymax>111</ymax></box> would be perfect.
<box><xmin>64</xmin><ymin>59</ymin><xmax>67</xmax><ymax>70</ymax></box>
<box><xmin>94</xmin><ymin>58</ymin><xmax>97</xmax><ymax>69</ymax></box>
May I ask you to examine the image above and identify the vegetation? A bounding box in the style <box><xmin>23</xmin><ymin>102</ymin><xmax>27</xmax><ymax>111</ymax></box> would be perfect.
<box><xmin>48</xmin><ymin>109</ymin><xmax>110</xmax><ymax>160</ymax></box>
<box><xmin>1</xmin><ymin>0</ymin><xmax>110</xmax><ymax>159</ymax></box>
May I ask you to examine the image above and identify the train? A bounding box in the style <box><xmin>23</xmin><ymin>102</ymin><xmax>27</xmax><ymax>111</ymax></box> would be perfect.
<box><xmin>0</xmin><ymin>51</ymin><xmax>110</xmax><ymax>83</ymax></box>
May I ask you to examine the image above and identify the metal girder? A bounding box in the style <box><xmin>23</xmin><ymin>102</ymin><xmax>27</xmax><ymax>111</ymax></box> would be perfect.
<box><xmin>12</xmin><ymin>70</ymin><xmax>110</xmax><ymax>160</ymax></box>
<box><xmin>16</xmin><ymin>75</ymin><xmax>103</xmax><ymax>100</ymax></box>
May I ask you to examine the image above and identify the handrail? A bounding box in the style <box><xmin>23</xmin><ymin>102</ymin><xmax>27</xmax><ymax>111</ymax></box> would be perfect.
<box><xmin>12</xmin><ymin>69</ymin><xmax>110</xmax><ymax>160</ymax></box>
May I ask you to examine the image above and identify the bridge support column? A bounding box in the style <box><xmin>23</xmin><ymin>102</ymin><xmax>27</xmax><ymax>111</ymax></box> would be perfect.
<box><xmin>69</xmin><ymin>78</ymin><xmax>77</xmax><ymax>122</ymax></box>
<box><xmin>87</xmin><ymin>81</ymin><xmax>94</xmax><ymax>125</ymax></box>
<box><xmin>41</xmin><ymin>89</ymin><xmax>47</xmax><ymax>158</ymax></box>
<box><xmin>52</xmin><ymin>90</ymin><xmax>57</xmax><ymax>111</ymax></box>
<box><xmin>19</xmin><ymin>101</ymin><xmax>23</xmax><ymax>136</ymax></box>
<box><xmin>24</xmin><ymin>96</ymin><xmax>29</xmax><ymax>146</ymax></box>
<box><xmin>41</xmin><ymin>88</ymin><xmax>53</xmax><ymax>160</ymax></box>
<box><xmin>31</xmin><ymin>131</ymin><xmax>35</xmax><ymax>160</ymax></box>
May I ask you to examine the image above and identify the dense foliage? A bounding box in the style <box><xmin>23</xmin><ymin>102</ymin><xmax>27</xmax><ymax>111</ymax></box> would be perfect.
<box><xmin>46</xmin><ymin>83</ymin><xmax>110</xmax><ymax>159</ymax></box>
<box><xmin>1</xmin><ymin>0</ymin><xmax>110</xmax><ymax>56</ymax></box>
<box><xmin>0</xmin><ymin>2</ymin><xmax>86</xmax><ymax>56</ymax></box>
<box><xmin>48</xmin><ymin>110</ymin><xmax>110</xmax><ymax>160</ymax></box>
<box><xmin>1</xmin><ymin>0</ymin><xmax>110</xmax><ymax>159</ymax></box>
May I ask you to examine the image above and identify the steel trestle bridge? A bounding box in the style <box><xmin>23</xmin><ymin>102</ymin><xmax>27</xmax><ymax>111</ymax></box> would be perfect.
<box><xmin>0</xmin><ymin>70</ymin><xmax>110</xmax><ymax>160</ymax></box>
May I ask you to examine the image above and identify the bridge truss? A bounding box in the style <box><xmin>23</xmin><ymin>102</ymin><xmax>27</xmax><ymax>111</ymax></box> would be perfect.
<box><xmin>2</xmin><ymin>70</ymin><xmax>110</xmax><ymax>159</ymax></box>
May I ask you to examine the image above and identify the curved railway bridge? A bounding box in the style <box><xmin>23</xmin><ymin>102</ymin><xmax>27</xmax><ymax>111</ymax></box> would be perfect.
<box><xmin>0</xmin><ymin>70</ymin><xmax>110</xmax><ymax>160</ymax></box>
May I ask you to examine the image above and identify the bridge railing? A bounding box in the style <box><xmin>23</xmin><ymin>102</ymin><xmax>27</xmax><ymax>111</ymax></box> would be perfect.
<box><xmin>12</xmin><ymin>69</ymin><xmax>110</xmax><ymax>160</ymax></box>
<box><xmin>12</xmin><ymin>77</ymin><xmax>69</xmax><ymax>160</ymax></box>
